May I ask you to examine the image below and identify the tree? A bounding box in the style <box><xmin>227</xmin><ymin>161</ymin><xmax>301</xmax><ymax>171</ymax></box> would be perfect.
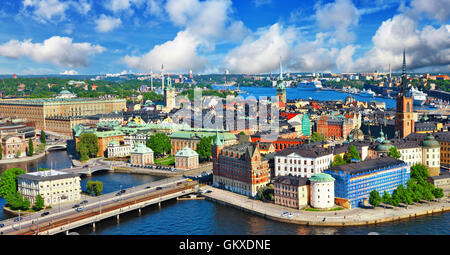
<box><xmin>22</xmin><ymin>197</ymin><xmax>31</xmax><ymax>211</ymax></box>
<box><xmin>332</xmin><ymin>154</ymin><xmax>346</xmax><ymax>167</ymax></box>
<box><xmin>76</xmin><ymin>133</ymin><xmax>99</xmax><ymax>159</ymax></box>
<box><xmin>40</xmin><ymin>130</ymin><xmax>46</xmax><ymax>144</ymax></box>
<box><xmin>28</xmin><ymin>138</ymin><xmax>34</xmax><ymax>156</ymax></box>
<box><xmin>311</xmin><ymin>132</ymin><xmax>326</xmax><ymax>142</ymax></box>
<box><xmin>0</xmin><ymin>168</ymin><xmax>26</xmax><ymax>198</ymax></box>
<box><xmin>196</xmin><ymin>136</ymin><xmax>214</xmax><ymax>161</ymax></box>
<box><xmin>433</xmin><ymin>188</ymin><xmax>444</xmax><ymax>199</ymax></box>
<box><xmin>388</xmin><ymin>146</ymin><xmax>401</xmax><ymax>159</ymax></box>
<box><xmin>369</xmin><ymin>190</ymin><xmax>382</xmax><ymax>208</ymax></box>
<box><xmin>146</xmin><ymin>133</ymin><xmax>171</xmax><ymax>156</ymax></box>
<box><xmin>382</xmin><ymin>191</ymin><xmax>392</xmax><ymax>205</ymax></box>
<box><xmin>86</xmin><ymin>181</ymin><xmax>103</xmax><ymax>197</ymax></box>
<box><xmin>344</xmin><ymin>145</ymin><xmax>361</xmax><ymax>163</ymax></box>
<box><xmin>33</xmin><ymin>194</ymin><xmax>45</xmax><ymax>211</ymax></box>
<box><xmin>410</xmin><ymin>164</ymin><xmax>429</xmax><ymax>181</ymax></box>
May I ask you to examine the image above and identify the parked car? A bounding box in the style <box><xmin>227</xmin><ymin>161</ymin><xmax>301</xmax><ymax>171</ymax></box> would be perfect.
<box><xmin>156</xmin><ymin>187</ymin><xmax>163</xmax><ymax>190</ymax></box>
<box><xmin>72</xmin><ymin>204</ymin><xmax>80</xmax><ymax>208</ymax></box>
<box><xmin>0</xmin><ymin>223</ymin><xmax>4</xmax><ymax>228</ymax></box>
<box><xmin>76</xmin><ymin>207</ymin><xmax>84</xmax><ymax>212</ymax></box>
<box><xmin>205</xmin><ymin>190</ymin><xmax>212</xmax><ymax>193</ymax></box>
<box><xmin>80</xmin><ymin>200</ymin><xmax>88</xmax><ymax>204</ymax></box>
<box><xmin>41</xmin><ymin>212</ymin><xmax>50</xmax><ymax>217</ymax></box>
<box><xmin>14</xmin><ymin>217</ymin><xmax>22</xmax><ymax>222</ymax></box>
<box><xmin>145</xmin><ymin>186</ymin><xmax>151</xmax><ymax>189</ymax></box>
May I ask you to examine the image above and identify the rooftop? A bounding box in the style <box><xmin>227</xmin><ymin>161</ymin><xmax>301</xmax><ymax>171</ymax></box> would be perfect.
<box><xmin>18</xmin><ymin>170</ymin><xmax>79</xmax><ymax>181</ymax></box>
<box><xmin>327</xmin><ymin>156</ymin><xmax>407</xmax><ymax>174</ymax></box>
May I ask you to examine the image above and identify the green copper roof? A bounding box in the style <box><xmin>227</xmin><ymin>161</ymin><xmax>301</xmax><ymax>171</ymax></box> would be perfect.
<box><xmin>309</xmin><ymin>173</ymin><xmax>335</xmax><ymax>183</ymax></box>
<box><xmin>375</xmin><ymin>139</ymin><xmax>393</xmax><ymax>153</ymax></box>
<box><xmin>213</xmin><ymin>129</ymin><xmax>224</xmax><ymax>146</ymax></box>
<box><xmin>175</xmin><ymin>146</ymin><xmax>198</xmax><ymax>157</ymax></box>
<box><xmin>422</xmin><ymin>134</ymin><xmax>440</xmax><ymax>148</ymax></box>
<box><xmin>131</xmin><ymin>143</ymin><xmax>153</xmax><ymax>154</ymax></box>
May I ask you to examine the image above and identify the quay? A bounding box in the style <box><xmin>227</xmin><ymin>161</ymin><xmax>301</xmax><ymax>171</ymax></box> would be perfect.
<box><xmin>202</xmin><ymin>186</ymin><xmax>450</xmax><ymax>227</ymax></box>
<box><xmin>0</xmin><ymin>177</ymin><xmax>199</xmax><ymax>235</ymax></box>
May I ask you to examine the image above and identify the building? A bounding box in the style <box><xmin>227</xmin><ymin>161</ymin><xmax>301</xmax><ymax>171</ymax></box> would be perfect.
<box><xmin>170</xmin><ymin>129</ymin><xmax>237</xmax><ymax>155</ymax></box>
<box><xmin>74</xmin><ymin>129</ymin><xmax>125</xmax><ymax>157</ymax></box>
<box><xmin>309</xmin><ymin>173</ymin><xmax>335</xmax><ymax>209</ymax></box>
<box><xmin>130</xmin><ymin>143</ymin><xmax>154</xmax><ymax>166</ymax></box>
<box><xmin>421</xmin><ymin>134</ymin><xmax>440</xmax><ymax>176</ymax></box>
<box><xmin>107</xmin><ymin>141</ymin><xmax>132</xmax><ymax>158</ymax></box>
<box><xmin>276</xmin><ymin>60</ymin><xmax>287</xmax><ymax>109</ymax></box>
<box><xmin>212</xmin><ymin>133</ymin><xmax>270</xmax><ymax>198</ymax></box>
<box><xmin>325</xmin><ymin>157</ymin><xmax>410</xmax><ymax>208</ymax></box>
<box><xmin>55</xmin><ymin>88</ymin><xmax>77</xmax><ymax>99</ymax></box>
<box><xmin>0</xmin><ymin>119</ymin><xmax>39</xmax><ymax>159</ymax></box>
<box><xmin>17</xmin><ymin>170</ymin><xmax>81</xmax><ymax>206</ymax></box>
<box><xmin>273</xmin><ymin>175</ymin><xmax>309</xmax><ymax>209</ymax></box>
<box><xmin>0</xmin><ymin>97</ymin><xmax>126</xmax><ymax>131</ymax></box>
<box><xmin>274</xmin><ymin>145</ymin><xmax>333</xmax><ymax>178</ymax></box>
<box><xmin>175</xmin><ymin>146</ymin><xmax>199</xmax><ymax>170</ymax></box>
<box><xmin>163</xmin><ymin>76</ymin><xmax>176</xmax><ymax>113</ymax></box>
<box><xmin>316</xmin><ymin>116</ymin><xmax>353</xmax><ymax>140</ymax></box>
<box><xmin>395</xmin><ymin>50</ymin><xmax>415</xmax><ymax>138</ymax></box>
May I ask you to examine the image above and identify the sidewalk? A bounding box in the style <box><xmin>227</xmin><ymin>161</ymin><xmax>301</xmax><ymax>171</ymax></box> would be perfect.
<box><xmin>202</xmin><ymin>185</ymin><xmax>450</xmax><ymax>227</ymax></box>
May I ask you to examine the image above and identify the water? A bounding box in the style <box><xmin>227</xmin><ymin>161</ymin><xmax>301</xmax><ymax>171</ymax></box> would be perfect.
<box><xmin>213</xmin><ymin>85</ymin><xmax>433</xmax><ymax>110</ymax></box>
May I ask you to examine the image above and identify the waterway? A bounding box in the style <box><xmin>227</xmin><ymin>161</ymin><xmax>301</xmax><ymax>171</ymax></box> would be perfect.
<box><xmin>1</xmin><ymin>151</ymin><xmax>448</xmax><ymax>235</ymax></box>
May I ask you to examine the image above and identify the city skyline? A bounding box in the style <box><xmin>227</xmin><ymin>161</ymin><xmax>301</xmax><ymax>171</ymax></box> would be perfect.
<box><xmin>0</xmin><ymin>0</ymin><xmax>448</xmax><ymax>75</ymax></box>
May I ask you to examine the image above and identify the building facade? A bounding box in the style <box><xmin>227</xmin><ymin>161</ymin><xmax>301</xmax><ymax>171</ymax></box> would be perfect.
<box><xmin>175</xmin><ymin>146</ymin><xmax>199</xmax><ymax>170</ymax></box>
<box><xmin>309</xmin><ymin>173</ymin><xmax>335</xmax><ymax>209</ymax></box>
<box><xmin>130</xmin><ymin>143</ymin><xmax>154</xmax><ymax>166</ymax></box>
<box><xmin>17</xmin><ymin>170</ymin><xmax>81</xmax><ymax>206</ymax></box>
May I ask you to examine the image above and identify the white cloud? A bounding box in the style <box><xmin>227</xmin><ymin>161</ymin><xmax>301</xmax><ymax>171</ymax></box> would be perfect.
<box><xmin>315</xmin><ymin>0</ymin><xmax>359</xmax><ymax>43</ymax></box>
<box><xmin>0</xmin><ymin>36</ymin><xmax>105</xmax><ymax>67</ymax></box>
<box><xmin>353</xmin><ymin>14</ymin><xmax>450</xmax><ymax>72</ymax></box>
<box><xmin>22</xmin><ymin>0</ymin><xmax>91</xmax><ymax>23</ymax></box>
<box><xmin>95</xmin><ymin>14</ymin><xmax>122</xmax><ymax>32</ymax></box>
<box><xmin>253</xmin><ymin>0</ymin><xmax>272</xmax><ymax>7</ymax></box>
<box><xmin>407</xmin><ymin>0</ymin><xmax>450</xmax><ymax>23</ymax></box>
<box><xmin>60</xmin><ymin>69</ymin><xmax>78</xmax><ymax>75</ymax></box>
<box><xmin>123</xmin><ymin>31</ymin><xmax>208</xmax><ymax>72</ymax></box>
<box><xmin>224</xmin><ymin>24</ymin><xmax>296</xmax><ymax>74</ymax></box>
<box><xmin>104</xmin><ymin>0</ymin><xmax>145</xmax><ymax>13</ymax></box>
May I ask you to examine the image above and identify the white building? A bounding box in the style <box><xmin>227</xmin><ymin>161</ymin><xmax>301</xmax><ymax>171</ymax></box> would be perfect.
<box><xmin>17</xmin><ymin>170</ymin><xmax>81</xmax><ymax>206</ymax></box>
<box><xmin>274</xmin><ymin>146</ymin><xmax>334</xmax><ymax>178</ymax></box>
<box><xmin>309</xmin><ymin>173</ymin><xmax>335</xmax><ymax>209</ymax></box>
<box><xmin>107</xmin><ymin>141</ymin><xmax>132</xmax><ymax>158</ymax></box>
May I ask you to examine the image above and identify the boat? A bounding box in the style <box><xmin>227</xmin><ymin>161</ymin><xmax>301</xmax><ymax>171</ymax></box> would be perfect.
<box><xmin>409</xmin><ymin>87</ymin><xmax>427</xmax><ymax>106</ymax></box>
<box><xmin>299</xmin><ymin>80</ymin><xmax>323</xmax><ymax>90</ymax></box>
<box><xmin>359</xmin><ymin>89</ymin><xmax>376</xmax><ymax>98</ymax></box>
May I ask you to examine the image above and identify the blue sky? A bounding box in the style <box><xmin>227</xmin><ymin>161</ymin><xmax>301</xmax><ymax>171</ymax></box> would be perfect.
<box><xmin>0</xmin><ymin>0</ymin><xmax>448</xmax><ymax>75</ymax></box>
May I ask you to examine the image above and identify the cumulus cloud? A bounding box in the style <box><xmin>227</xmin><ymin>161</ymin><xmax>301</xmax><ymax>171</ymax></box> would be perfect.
<box><xmin>95</xmin><ymin>14</ymin><xmax>122</xmax><ymax>32</ymax></box>
<box><xmin>104</xmin><ymin>0</ymin><xmax>146</xmax><ymax>13</ymax></box>
<box><xmin>60</xmin><ymin>69</ymin><xmax>78</xmax><ymax>75</ymax></box>
<box><xmin>353</xmin><ymin>14</ymin><xmax>450</xmax><ymax>72</ymax></box>
<box><xmin>22</xmin><ymin>0</ymin><xmax>91</xmax><ymax>23</ymax></box>
<box><xmin>224</xmin><ymin>24</ymin><xmax>296</xmax><ymax>74</ymax></box>
<box><xmin>123</xmin><ymin>31</ymin><xmax>208</xmax><ymax>72</ymax></box>
<box><xmin>123</xmin><ymin>0</ymin><xmax>248</xmax><ymax>73</ymax></box>
<box><xmin>314</xmin><ymin>0</ymin><xmax>359</xmax><ymax>43</ymax></box>
<box><xmin>0</xmin><ymin>36</ymin><xmax>105</xmax><ymax>67</ymax></box>
<box><xmin>407</xmin><ymin>0</ymin><xmax>450</xmax><ymax>23</ymax></box>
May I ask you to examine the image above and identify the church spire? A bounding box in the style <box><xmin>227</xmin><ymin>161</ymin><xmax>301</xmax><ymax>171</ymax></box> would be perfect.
<box><xmin>279</xmin><ymin>56</ymin><xmax>283</xmax><ymax>81</ymax></box>
<box><xmin>401</xmin><ymin>49</ymin><xmax>407</xmax><ymax>93</ymax></box>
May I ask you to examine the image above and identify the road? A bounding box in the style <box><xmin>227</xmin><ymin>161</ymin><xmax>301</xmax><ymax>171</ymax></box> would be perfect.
<box><xmin>0</xmin><ymin>176</ymin><xmax>188</xmax><ymax>235</ymax></box>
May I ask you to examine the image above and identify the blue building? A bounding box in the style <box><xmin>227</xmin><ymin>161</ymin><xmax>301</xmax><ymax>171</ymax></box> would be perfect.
<box><xmin>325</xmin><ymin>157</ymin><xmax>410</xmax><ymax>208</ymax></box>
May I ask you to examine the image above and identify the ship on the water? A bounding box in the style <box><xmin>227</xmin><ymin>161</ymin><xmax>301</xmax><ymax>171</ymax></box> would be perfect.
<box><xmin>298</xmin><ymin>80</ymin><xmax>323</xmax><ymax>90</ymax></box>
<box><xmin>360</xmin><ymin>89</ymin><xmax>376</xmax><ymax>98</ymax></box>
<box><xmin>409</xmin><ymin>86</ymin><xmax>427</xmax><ymax>106</ymax></box>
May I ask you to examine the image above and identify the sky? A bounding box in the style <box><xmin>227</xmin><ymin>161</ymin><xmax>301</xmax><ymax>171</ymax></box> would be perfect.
<box><xmin>0</xmin><ymin>0</ymin><xmax>448</xmax><ymax>75</ymax></box>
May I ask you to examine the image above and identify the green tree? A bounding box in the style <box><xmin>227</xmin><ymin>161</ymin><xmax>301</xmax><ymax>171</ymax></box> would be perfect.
<box><xmin>332</xmin><ymin>154</ymin><xmax>346</xmax><ymax>167</ymax></box>
<box><xmin>196</xmin><ymin>136</ymin><xmax>214</xmax><ymax>161</ymax></box>
<box><xmin>22</xmin><ymin>197</ymin><xmax>31</xmax><ymax>210</ymax></box>
<box><xmin>0</xmin><ymin>168</ymin><xmax>26</xmax><ymax>198</ymax></box>
<box><xmin>6</xmin><ymin>192</ymin><xmax>24</xmax><ymax>210</ymax></box>
<box><xmin>40</xmin><ymin>130</ymin><xmax>46</xmax><ymax>144</ymax></box>
<box><xmin>410</xmin><ymin>163</ymin><xmax>429</xmax><ymax>181</ymax></box>
<box><xmin>86</xmin><ymin>181</ymin><xmax>103</xmax><ymax>197</ymax></box>
<box><xmin>369</xmin><ymin>190</ymin><xmax>382</xmax><ymax>208</ymax></box>
<box><xmin>388</xmin><ymin>146</ymin><xmax>401</xmax><ymax>159</ymax></box>
<box><xmin>76</xmin><ymin>133</ymin><xmax>99</xmax><ymax>159</ymax></box>
<box><xmin>146</xmin><ymin>133</ymin><xmax>171</xmax><ymax>156</ymax></box>
<box><xmin>344</xmin><ymin>145</ymin><xmax>361</xmax><ymax>163</ymax></box>
<box><xmin>28</xmin><ymin>138</ymin><xmax>34</xmax><ymax>156</ymax></box>
<box><xmin>33</xmin><ymin>194</ymin><xmax>45</xmax><ymax>211</ymax></box>
<box><xmin>433</xmin><ymin>188</ymin><xmax>444</xmax><ymax>199</ymax></box>
<box><xmin>311</xmin><ymin>132</ymin><xmax>326</xmax><ymax>142</ymax></box>
<box><xmin>382</xmin><ymin>191</ymin><xmax>392</xmax><ymax>205</ymax></box>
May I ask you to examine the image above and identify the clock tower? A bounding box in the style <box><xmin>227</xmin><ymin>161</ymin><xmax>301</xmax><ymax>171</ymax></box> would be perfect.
<box><xmin>395</xmin><ymin>49</ymin><xmax>414</xmax><ymax>138</ymax></box>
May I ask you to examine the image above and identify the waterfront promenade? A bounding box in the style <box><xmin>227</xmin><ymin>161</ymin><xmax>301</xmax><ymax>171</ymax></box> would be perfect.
<box><xmin>203</xmin><ymin>186</ymin><xmax>450</xmax><ymax>227</ymax></box>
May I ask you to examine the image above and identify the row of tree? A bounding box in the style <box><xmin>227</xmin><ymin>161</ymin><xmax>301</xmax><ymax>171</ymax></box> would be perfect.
<box><xmin>369</xmin><ymin>164</ymin><xmax>444</xmax><ymax>208</ymax></box>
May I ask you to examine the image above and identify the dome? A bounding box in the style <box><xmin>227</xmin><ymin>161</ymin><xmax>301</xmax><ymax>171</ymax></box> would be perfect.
<box><xmin>349</xmin><ymin>128</ymin><xmax>364</xmax><ymax>141</ymax></box>
<box><xmin>131</xmin><ymin>143</ymin><xmax>153</xmax><ymax>154</ymax></box>
<box><xmin>422</xmin><ymin>134</ymin><xmax>440</xmax><ymax>148</ymax></box>
<box><xmin>309</xmin><ymin>173</ymin><xmax>335</xmax><ymax>183</ymax></box>
<box><xmin>376</xmin><ymin>139</ymin><xmax>393</xmax><ymax>153</ymax></box>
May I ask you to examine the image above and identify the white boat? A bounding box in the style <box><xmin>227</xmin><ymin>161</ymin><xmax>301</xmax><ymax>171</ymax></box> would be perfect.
<box><xmin>299</xmin><ymin>80</ymin><xmax>323</xmax><ymax>90</ymax></box>
<box><xmin>409</xmin><ymin>87</ymin><xmax>427</xmax><ymax>106</ymax></box>
<box><xmin>359</xmin><ymin>89</ymin><xmax>376</xmax><ymax>97</ymax></box>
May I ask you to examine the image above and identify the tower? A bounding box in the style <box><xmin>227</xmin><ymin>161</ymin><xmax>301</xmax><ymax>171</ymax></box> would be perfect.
<box><xmin>150</xmin><ymin>67</ymin><xmax>153</xmax><ymax>91</ymax></box>
<box><xmin>276</xmin><ymin>57</ymin><xmax>286</xmax><ymax>109</ymax></box>
<box><xmin>395</xmin><ymin>49</ymin><xmax>414</xmax><ymax>138</ymax></box>
<box><xmin>212</xmin><ymin>129</ymin><xmax>224</xmax><ymax>187</ymax></box>
<box><xmin>163</xmin><ymin>76</ymin><xmax>176</xmax><ymax>113</ymax></box>
<box><xmin>161</xmin><ymin>64</ymin><xmax>165</xmax><ymax>91</ymax></box>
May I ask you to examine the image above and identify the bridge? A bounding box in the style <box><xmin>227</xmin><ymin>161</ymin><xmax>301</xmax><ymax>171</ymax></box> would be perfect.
<box><xmin>1</xmin><ymin>177</ymin><xmax>198</xmax><ymax>235</ymax></box>
<box><xmin>45</xmin><ymin>142</ymin><xmax>67</xmax><ymax>151</ymax></box>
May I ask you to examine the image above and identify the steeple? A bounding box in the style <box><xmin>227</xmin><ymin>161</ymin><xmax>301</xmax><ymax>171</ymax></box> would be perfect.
<box><xmin>401</xmin><ymin>48</ymin><xmax>407</xmax><ymax>93</ymax></box>
<box><xmin>213</xmin><ymin>129</ymin><xmax>224</xmax><ymax>146</ymax></box>
<box><xmin>161</xmin><ymin>64</ymin><xmax>165</xmax><ymax>90</ymax></box>
<box><xmin>279</xmin><ymin>56</ymin><xmax>283</xmax><ymax>81</ymax></box>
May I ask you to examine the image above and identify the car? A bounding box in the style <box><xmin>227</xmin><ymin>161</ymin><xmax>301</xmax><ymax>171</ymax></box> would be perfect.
<box><xmin>41</xmin><ymin>212</ymin><xmax>50</xmax><ymax>217</ymax></box>
<box><xmin>145</xmin><ymin>186</ymin><xmax>151</xmax><ymax>189</ymax></box>
<box><xmin>187</xmin><ymin>179</ymin><xmax>193</xmax><ymax>182</ymax></box>
<box><xmin>156</xmin><ymin>187</ymin><xmax>163</xmax><ymax>190</ymax></box>
<box><xmin>76</xmin><ymin>207</ymin><xmax>84</xmax><ymax>212</ymax></box>
<box><xmin>14</xmin><ymin>217</ymin><xmax>22</xmax><ymax>222</ymax></box>
<box><xmin>72</xmin><ymin>204</ymin><xmax>80</xmax><ymax>208</ymax></box>
<box><xmin>0</xmin><ymin>223</ymin><xmax>4</xmax><ymax>228</ymax></box>
<box><xmin>177</xmin><ymin>182</ymin><xmax>183</xmax><ymax>185</ymax></box>
<box><xmin>120</xmin><ymin>189</ymin><xmax>126</xmax><ymax>194</ymax></box>
<box><xmin>281</xmin><ymin>212</ymin><xmax>289</xmax><ymax>217</ymax></box>
<box><xmin>80</xmin><ymin>200</ymin><xmax>88</xmax><ymax>204</ymax></box>
<box><xmin>205</xmin><ymin>190</ymin><xmax>212</xmax><ymax>193</ymax></box>
<box><xmin>115</xmin><ymin>192</ymin><xmax>121</xmax><ymax>196</ymax></box>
